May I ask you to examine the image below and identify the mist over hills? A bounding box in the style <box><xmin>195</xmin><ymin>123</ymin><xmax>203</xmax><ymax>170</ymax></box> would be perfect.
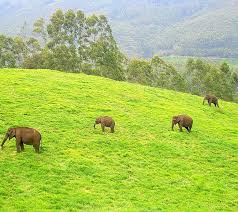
<box><xmin>0</xmin><ymin>0</ymin><xmax>238</xmax><ymax>58</ymax></box>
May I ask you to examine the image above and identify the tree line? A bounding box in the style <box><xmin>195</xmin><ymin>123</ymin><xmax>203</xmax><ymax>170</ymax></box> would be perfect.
<box><xmin>0</xmin><ymin>9</ymin><xmax>237</xmax><ymax>101</ymax></box>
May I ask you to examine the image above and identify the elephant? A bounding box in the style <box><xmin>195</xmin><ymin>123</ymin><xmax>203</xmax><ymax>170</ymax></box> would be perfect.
<box><xmin>203</xmin><ymin>94</ymin><xmax>219</xmax><ymax>107</ymax></box>
<box><xmin>94</xmin><ymin>116</ymin><xmax>115</xmax><ymax>133</ymax></box>
<box><xmin>172</xmin><ymin>115</ymin><xmax>193</xmax><ymax>132</ymax></box>
<box><xmin>1</xmin><ymin>127</ymin><xmax>41</xmax><ymax>153</ymax></box>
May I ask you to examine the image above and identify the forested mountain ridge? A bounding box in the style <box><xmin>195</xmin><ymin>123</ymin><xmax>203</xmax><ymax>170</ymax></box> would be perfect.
<box><xmin>0</xmin><ymin>0</ymin><xmax>238</xmax><ymax>58</ymax></box>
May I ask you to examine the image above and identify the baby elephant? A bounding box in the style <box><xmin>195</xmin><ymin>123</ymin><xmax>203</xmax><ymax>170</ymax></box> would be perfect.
<box><xmin>94</xmin><ymin>116</ymin><xmax>115</xmax><ymax>133</ymax></box>
<box><xmin>203</xmin><ymin>94</ymin><xmax>219</xmax><ymax>107</ymax></box>
<box><xmin>172</xmin><ymin>115</ymin><xmax>193</xmax><ymax>132</ymax></box>
<box><xmin>1</xmin><ymin>127</ymin><xmax>41</xmax><ymax>153</ymax></box>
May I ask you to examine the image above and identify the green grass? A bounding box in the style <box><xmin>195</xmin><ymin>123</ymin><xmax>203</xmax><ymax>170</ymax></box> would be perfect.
<box><xmin>0</xmin><ymin>69</ymin><xmax>238</xmax><ymax>211</ymax></box>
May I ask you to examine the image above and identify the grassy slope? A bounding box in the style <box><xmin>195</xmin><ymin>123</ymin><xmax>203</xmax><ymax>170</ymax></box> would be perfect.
<box><xmin>0</xmin><ymin>69</ymin><xmax>237</xmax><ymax>211</ymax></box>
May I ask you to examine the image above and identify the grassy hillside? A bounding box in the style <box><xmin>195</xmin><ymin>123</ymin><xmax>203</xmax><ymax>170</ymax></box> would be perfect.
<box><xmin>0</xmin><ymin>69</ymin><xmax>237</xmax><ymax>211</ymax></box>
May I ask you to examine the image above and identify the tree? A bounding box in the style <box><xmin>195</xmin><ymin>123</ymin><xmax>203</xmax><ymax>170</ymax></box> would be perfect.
<box><xmin>151</xmin><ymin>56</ymin><xmax>187</xmax><ymax>91</ymax></box>
<box><xmin>126</xmin><ymin>59</ymin><xmax>154</xmax><ymax>85</ymax></box>
<box><xmin>19</xmin><ymin>21</ymin><xmax>28</xmax><ymax>40</ymax></box>
<box><xmin>88</xmin><ymin>17</ymin><xmax>125</xmax><ymax>80</ymax></box>
<box><xmin>0</xmin><ymin>35</ymin><xmax>27</xmax><ymax>68</ymax></box>
<box><xmin>125</xmin><ymin>56</ymin><xmax>186</xmax><ymax>91</ymax></box>
<box><xmin>220</xmin><ymin>62</ymin><xmax>230</xmax><ymax>74</ymax></box>
<box><xmin>185</xmin><ymin>58</ymin><xmax>236</xmax><ymax>100</ymax></box>
<box><xmin>33</xmin><ymin>18</ymin><xmax>48</xmax><ymax>44</ymax></box>
<box><xmin>34</xmin><ymin>9</ymin><xmax>125</xmax><ymax>78</ymax></box>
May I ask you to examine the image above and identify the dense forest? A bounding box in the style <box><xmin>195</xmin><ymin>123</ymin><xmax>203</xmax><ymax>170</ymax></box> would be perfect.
<box><xmin>0</xmin><ymin>0</ymin><xmax>238</xmax><ymax>58</ymax></box>
<box><xmin>0</xmin><ymin>9</ymin><xmax>238</xmax><ymax>102</ymax></box>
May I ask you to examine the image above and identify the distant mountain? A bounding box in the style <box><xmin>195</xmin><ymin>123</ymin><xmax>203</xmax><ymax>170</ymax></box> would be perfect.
<box><xmin>0</xmin><ymin>0</ymin><xmax>238</xmax><ymax>58</ymax></box>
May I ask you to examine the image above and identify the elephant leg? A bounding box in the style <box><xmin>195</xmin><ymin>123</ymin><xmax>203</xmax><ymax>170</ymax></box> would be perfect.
<box><xmin>16</xmin><ymin>138</ymin><xmax>21</xmax><ymax>153</ymax></box>
<box><xmin>185</xmin><ymin>127</ymin><xmax>189</xmax><ymax>132</ymax></box>
<box><xmin>16</xmin><ymin>144</ymin><xmax>21</xmax><ymax>153</ymax></box>
<box><xmin>172</xmin><ymin>123</ymin><xmax>174</xmax><ymax>131</ymax></box>
<box><xmin>20</xmin><ymin>142</ymin><xmax>24</xmax><ymax>151</ymax></box>
<box><xmin>101</xmin><ymin>124</ymin><xmax>105</xmax><ymax>132</ymax></box>
<box><xmin>34</xmin><ymin>144</ymin><xmax>40</xmax><ymax>153</ymax></box>
<box><xmin>208</xmin><ymin>100</ymin><xmax>212</xmax><ymax>106</ymax></box>
<box><xmin>111</xmin><ymin>126</ymin><xmax>114</xmax><ymax>133</ymax></box>
<box><xmin>178</xmin><ymin>123</ymin><xmax>183</xmax><ymax>132</ymax></box>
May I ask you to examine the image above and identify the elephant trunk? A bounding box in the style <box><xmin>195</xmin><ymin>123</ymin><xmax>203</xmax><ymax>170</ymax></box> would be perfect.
<box><xmin>1</xmin><ymin>134</ymin><xmax>8</xmax><ymax>147</ymax></box>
